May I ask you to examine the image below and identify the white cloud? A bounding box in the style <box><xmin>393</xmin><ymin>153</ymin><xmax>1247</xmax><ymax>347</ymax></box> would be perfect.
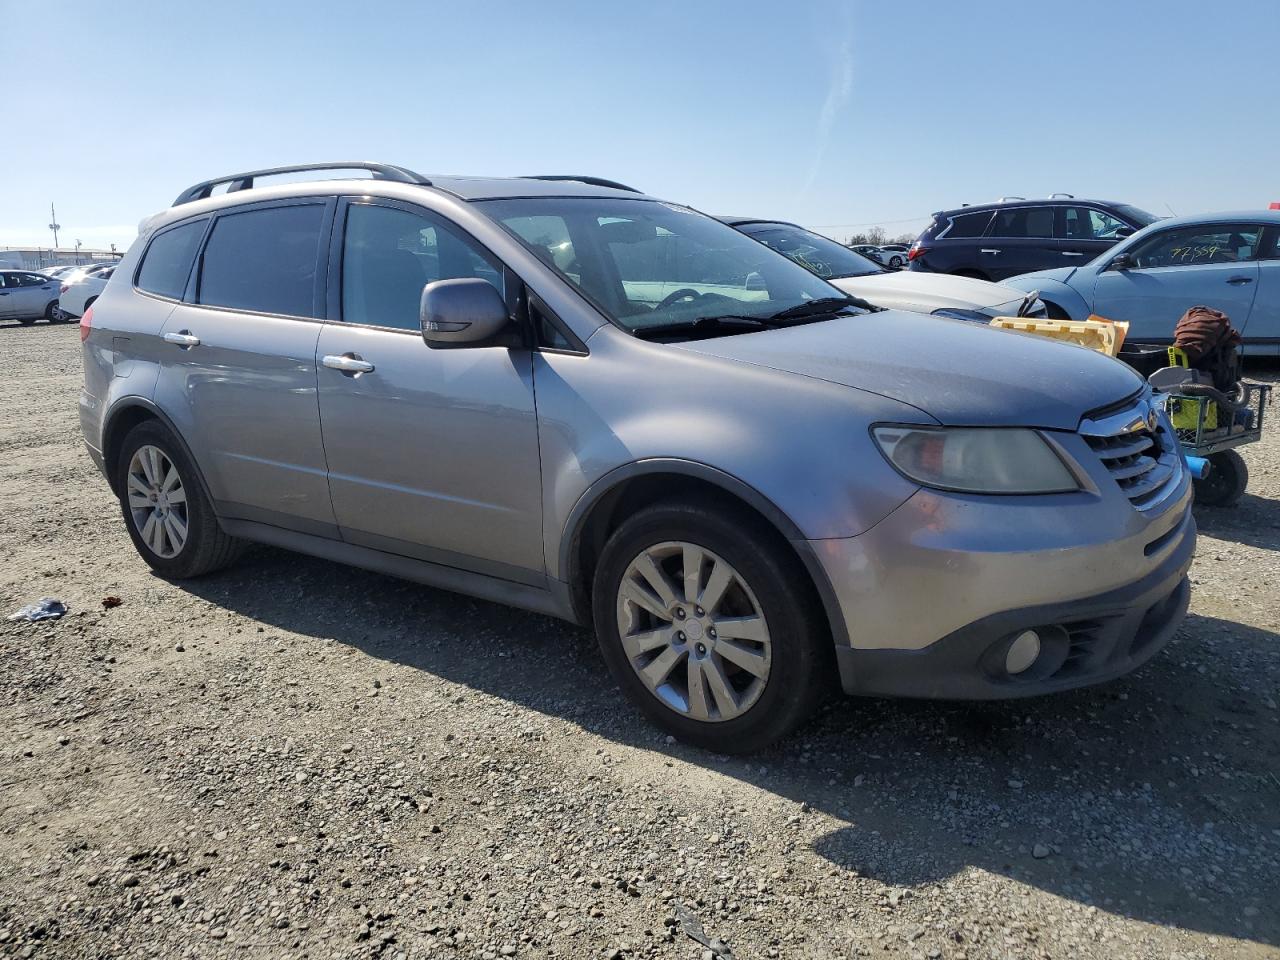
<box><xmin>801</xmin><ymin>31</ymin><xmax>855</xmax><ymax>195</ymax></box>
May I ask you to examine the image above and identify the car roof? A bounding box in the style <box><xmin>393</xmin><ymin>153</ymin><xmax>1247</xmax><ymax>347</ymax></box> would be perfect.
<box><xmin>1136</xmin><ymin>209</ymin><xmax>1280</xmax><ymax>229</ymax></box>
<box><xmin>716</xmin><ymin>216</ymin><xmax>806</xmax><ymax>229</ymax></box>
<box><xmin>936</xmin><ymin>198</ymin><xmax>1127</xmax><ymax>216</ymax></box>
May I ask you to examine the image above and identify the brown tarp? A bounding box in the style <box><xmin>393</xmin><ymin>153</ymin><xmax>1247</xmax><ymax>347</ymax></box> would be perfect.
<box><xmin>1173</xmin><ymin>306</ymin><xmax>1241</xmax><ymax>363</ymax></box>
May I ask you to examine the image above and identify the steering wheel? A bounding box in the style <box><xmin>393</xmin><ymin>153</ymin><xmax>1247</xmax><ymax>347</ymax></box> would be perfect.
<box><xmin>655</xmin><ymin>288</ymin><xmax>704</xmax><ymax>310</ymax></box>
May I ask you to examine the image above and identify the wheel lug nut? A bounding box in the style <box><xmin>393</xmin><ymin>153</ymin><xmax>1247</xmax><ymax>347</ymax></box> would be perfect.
<box><xmin>676</xmin><ymin>631</ymin><xmax>685</xmax><ymax>642</ymax></box>
<box><xmin>708</xmin><ymin>627</ymin><xmax>716</xmax><ymax>638</ymax></box>
<box><xmin>695</xmin><ymin>606</ymin><xmax>704</xmax><ymax>616</ymax></box>
<box><xmin>675</xmin><ymin>608</ymin><xmax>686</xmax><ymax>620</ymax></box>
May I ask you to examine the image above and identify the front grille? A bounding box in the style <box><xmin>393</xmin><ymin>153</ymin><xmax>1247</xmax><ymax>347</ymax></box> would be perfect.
<box><xmin>1079</xmin><ymin>395</ymin><xmax>1182</xmax><ymax>512</ymax></box>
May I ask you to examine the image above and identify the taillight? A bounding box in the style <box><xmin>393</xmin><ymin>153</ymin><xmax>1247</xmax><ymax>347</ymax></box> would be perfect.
<box><xmin>80</xmin><ymin>304</ymin><xmax>93</xmax><ymax>342</ymax></box>
<box><xmin>60</xmin><ymin>283</ymin><xmax>70</xmax><ymax>294</ymax></box>
<box><xmin>908</xmin><ymin>242</ymin><xmax>928</xmax><ymax>262</ymax></box>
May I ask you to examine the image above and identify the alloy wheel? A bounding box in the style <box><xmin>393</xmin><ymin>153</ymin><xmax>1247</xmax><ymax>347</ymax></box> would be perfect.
<box><xmin>615</xmin><ymin>541</ymin><xmax>772</xmax><ymax>722</ymax></box>
<box><xmin>126</xmin><ymin>444</ymin><xmax>189</xmax><ymax>559</ymax></box>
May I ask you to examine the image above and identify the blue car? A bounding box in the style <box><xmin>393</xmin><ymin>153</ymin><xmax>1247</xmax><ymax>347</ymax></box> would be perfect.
<box><xmin>1004</xmin><ymin>210</ymin><xmax>1280</xmax><ymax>355</ymax></box>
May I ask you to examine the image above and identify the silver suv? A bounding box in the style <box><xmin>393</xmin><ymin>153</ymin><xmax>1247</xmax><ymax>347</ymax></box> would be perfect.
<box><xmin>80</xmin><ymin>162</ymin><xmax>1195</xmax><ymax>752</ymax></box>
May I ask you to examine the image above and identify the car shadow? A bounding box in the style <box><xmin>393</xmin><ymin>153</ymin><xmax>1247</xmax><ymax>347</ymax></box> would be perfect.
<box><xmin>177</xmin><ymin>548</ymin><xmax>1280</xmax><ymax>948</ymax></box>
<box><xmin>1193</xmin><ymin>495</ymin><xmax>1280</xmax><ymax>551</ymax></box>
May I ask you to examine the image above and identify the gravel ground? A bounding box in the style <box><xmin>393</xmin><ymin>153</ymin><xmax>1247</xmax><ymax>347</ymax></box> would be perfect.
<box><xmin>1</xmin><ymin>321</ymin><xmax>1277</xmax><ymax>960</ymax></box>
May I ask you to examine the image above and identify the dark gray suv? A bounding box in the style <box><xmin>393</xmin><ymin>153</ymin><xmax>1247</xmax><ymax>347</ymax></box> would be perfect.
<box><xmin>80</xmin><ymin>163</ymin><xmax>1194</xmax><ymax>752</ymax></box>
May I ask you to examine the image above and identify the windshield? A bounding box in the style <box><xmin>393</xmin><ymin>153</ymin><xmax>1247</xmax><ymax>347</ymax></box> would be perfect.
<box><xmin>479</xmin><ymin>197</ymin><xmax>854</xmax><ymax>336</ymax></box>
<box><xmin>1113</xmin><ymin>203</ymin><xmax>1158</xmax><ymax>227</ymax></box>
<box><xmin>736</xmin><ymin>222</ymin><xmax>883</xmax><ymax>279</ymax></box>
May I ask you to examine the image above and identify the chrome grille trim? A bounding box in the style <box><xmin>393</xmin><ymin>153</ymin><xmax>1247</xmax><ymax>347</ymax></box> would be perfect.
<box><xmin>1080</xmin><ymin>394</ymin><xmax>1183</xmax><ymax>513</ymax></box>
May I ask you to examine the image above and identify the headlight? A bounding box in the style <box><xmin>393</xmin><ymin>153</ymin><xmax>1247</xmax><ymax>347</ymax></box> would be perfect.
<box><xmin>872</xmin><ymin>426</ymin><xmax>1079</xmax><ymax>494</ymax></box>
<box><xmin>930</xmin><ymin>307</ymin><xmax>994</xmax><ymax>323</ymax></box>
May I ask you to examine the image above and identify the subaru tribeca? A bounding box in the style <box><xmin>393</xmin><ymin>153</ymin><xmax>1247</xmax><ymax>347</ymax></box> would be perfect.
<box><xmin>80</xmin><ymin>163</ymin><xmax>1194</xmax><ymax>752</ymax></box>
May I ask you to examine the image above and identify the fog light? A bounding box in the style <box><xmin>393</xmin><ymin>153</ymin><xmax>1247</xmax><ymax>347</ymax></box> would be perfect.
<box><xmin>1005</xmin><ymin>630</ymin><xmax>1041</xmax><ymax>675</ymax></box>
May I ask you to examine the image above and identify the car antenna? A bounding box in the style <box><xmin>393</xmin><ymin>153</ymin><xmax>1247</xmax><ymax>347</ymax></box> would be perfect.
<box><xmin>1164</xmin><ymin>202</ymin><xmax>1178</xmax><ymax>217</ymax></box>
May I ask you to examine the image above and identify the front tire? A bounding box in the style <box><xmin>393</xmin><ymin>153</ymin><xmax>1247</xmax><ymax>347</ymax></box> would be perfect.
<box><xmin>115</xmin><ymin>421</ymin><xmax>245</xmax><ymax>578</ymax></box>
<box><xmin>889</xmin><ymin>255</ymin><xmax>904</xmax><ymax>269</ymax></box>
<box><xmin>592</xmin><ymin>499</ymin><xmax>831</xmax><ymax>753</ymax></box>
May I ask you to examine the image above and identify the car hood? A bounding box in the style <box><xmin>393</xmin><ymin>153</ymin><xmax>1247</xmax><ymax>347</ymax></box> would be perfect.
<box><xmin>676</xmin><ymin>310</ymin><xmax>1143</xmax><ymax>430</ymax></box>
<box><xmin>1004</xmin><ymin>266</ymin><xmax>1080</xmax><ymax>288</ymax></box>
<box><xmin>829</xmin><ymin>270</ymin><xmax>1027</xmax><ymax>312</ymax></box>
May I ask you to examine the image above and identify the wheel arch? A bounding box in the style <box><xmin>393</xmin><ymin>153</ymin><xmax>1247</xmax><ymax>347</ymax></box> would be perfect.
<box><xmin>559</xmin><ymin>460</ymin><xmax>849</xmax><ymax>647</ymax></box>
<box><xmin>101</xmin><ymin>397</ymin><xmax>216</xmax><ymax>510</ymax></box>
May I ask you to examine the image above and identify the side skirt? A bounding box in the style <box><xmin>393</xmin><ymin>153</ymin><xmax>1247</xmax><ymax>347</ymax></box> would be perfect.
<box><xmin>220</xmin><ymin>518</ymin><xmax>580</xmax><ymax>624</ymax></box>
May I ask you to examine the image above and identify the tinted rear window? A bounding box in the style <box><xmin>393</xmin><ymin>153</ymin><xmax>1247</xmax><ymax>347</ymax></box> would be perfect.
<box><xmin>136</xmin><ymin>220</ymin><xmax>205</xmax><ymax>300</ymax></box>
<box><xmin>990</xmin><ymin>206</ymin><xmax>1055</xmax><ymax>238</ymax></box>
<box><xmin>197</xmin><ymin>204</ymin><xmax>325</xmax><ymax>317</ymax></box>
<box><xmin>943</xmin><ymin>211</ymin><xmax>994</xmax><ymax>238</ymax></box>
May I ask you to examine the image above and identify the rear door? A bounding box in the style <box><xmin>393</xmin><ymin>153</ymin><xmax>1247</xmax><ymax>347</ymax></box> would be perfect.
<box><xmin>314</xmin><ymin>198</ymin><xmax>544</xmax><ymax>580</ymax></box>
<box><xmin>153</xmin><ymin>199</ymin><xmax>338</xmax><ymax>535</ymax></box>
<box><xmin>1056</xmin><ymin>206</ymin><xmax>1134</xmax><ymax>265</ymax></box>
<box><xmin>1090</xmin><ymin>222</ymin><xmax>1262</xmax><ymax>342</ymax></box>
<box><xmin>981</xmin><ymin>205</ymin><xmax>1059</xmax><ymax>279</ymax></box>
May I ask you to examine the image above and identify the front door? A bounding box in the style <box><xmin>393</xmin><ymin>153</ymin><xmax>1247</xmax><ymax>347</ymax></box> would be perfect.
<box><xmin>1246</xmin><ymin>226</ymin><xmax>1280</xmax><ymax>355</ymax></box>
<box><xmin>152</xmin><ymin>199</ymin><xmax>337</xmax><ymax>535</ymax></box>
<box><xmin>1091</xmin><ymin>222</ymin><xmax>1262</xmax><ymax>342</ymax></box>
<box><xmin>315</xmin><ymin>199</ymin><xmax>544</xmax><ymax>582</ymax></box>
<box><xmin>1056</xmin><ymin>206</ymin><xmax>1134</xmax><ymax>266</ymax></box>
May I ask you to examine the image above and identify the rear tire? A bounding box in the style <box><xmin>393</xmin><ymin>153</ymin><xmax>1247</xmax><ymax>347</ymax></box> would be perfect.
<box><xmin>889</xmin><ymin>255</ymin><xmax>904</xmax><ymax>269</ymax></box>
<box><xmin>1194</xmin><ymin>449</ymin><xmax>1248</xmax><ymax>507</ymax></box>
<box><xmin>115</xmin><ymin>420</ymin><xmax>246</xmax><ymax>578</ymax></box>
<box><xmin>45</xmin><ymin>300</ymin><xmax>62</xmax><ymax>322</ymax></box>
<box><xmin>592</xmin><ymin>499</ymin><xmax>831</xmax><ymax>753</ymax></box>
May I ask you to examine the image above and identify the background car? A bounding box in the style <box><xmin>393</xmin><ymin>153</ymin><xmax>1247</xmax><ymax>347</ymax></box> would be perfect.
<box><xmin>909</xmin><ymin>196</ymin><xmax>1159</xmax><ymax>281</ymax></box>
<box><xmin>722</xmin><ymin>217</ymin><xmax>1045</xmax><ymax>320</ymax></box>
<box><xmin>0</xmin><ymin>270</ymin><xmax>62</xmax><ymax>324</ymax></box>
<box><xmin>849</xmin><ymin>243</ymin><xmax>887</xmax><ymax>264</ymax></box>
<box><xmin>877</xmin><ymin>243</ymin><xmax>910</xmax><ymax>269</ymax></box>
<box><xmin>58</xmin><ymin>265</ymin><xmax>116</xmax><ymax>318</ymax></box>
<box><xmin>1002</xmin><ymin>210</ymin><xmax>1280</xmax><ymax>353</ymax></box>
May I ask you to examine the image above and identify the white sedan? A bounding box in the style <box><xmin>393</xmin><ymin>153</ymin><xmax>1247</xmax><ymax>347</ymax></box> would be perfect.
<box><xmin>723</xmin><ymin>218</ymin><xmax>1044</xmax><ymax>320</ymax></box>
<box><xmin>58</xmin><ymin>264</ymin><xmax>117</xmax><ymax>319</ymax></box>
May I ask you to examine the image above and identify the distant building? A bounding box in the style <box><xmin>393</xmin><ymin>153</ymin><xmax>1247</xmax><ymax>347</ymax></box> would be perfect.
<box><xmin>0</xmin><ymin>246</ymin><xmax>123</xmax><ymax>270</ymax></box>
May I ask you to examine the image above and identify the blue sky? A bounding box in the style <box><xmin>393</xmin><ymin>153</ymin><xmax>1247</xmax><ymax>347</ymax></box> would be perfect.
<box><xmin>3</xmin><ymin>0</ymin><xmax>1277</xmax><ymax>250</ymax></box>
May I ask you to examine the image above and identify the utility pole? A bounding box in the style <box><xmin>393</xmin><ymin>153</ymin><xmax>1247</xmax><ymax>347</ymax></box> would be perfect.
<box><xmin>48</xmin><ymin>203</ymin><xmax>61</xmax><ymax>249</ymax></box>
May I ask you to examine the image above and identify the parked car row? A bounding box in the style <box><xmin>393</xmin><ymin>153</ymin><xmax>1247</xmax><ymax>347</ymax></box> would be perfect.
<box><xmin>80</xmin><ymin>162</ymin><xmax>1195</xmax><ymax>752</ymax></box>
<box><xmin>0</xmin><ymin>262</ymin><xmax>118</xmax><ymax>325</ymax></box>
<box><xmin>849</xmin><ymin>242</ymin><xmax>909</xmax><ymax>269</ymax></box>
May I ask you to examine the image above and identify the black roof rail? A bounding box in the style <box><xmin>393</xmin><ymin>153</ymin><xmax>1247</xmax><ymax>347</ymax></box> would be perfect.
<box><xmin>521</xmin><ymin>175</ymin><xmax>641</xmax><ymax>194</ymax></box>
<box><xmin>172</xmin><ymin>161</ymin><xmax>433</xmax><ymax>207</ymax></box>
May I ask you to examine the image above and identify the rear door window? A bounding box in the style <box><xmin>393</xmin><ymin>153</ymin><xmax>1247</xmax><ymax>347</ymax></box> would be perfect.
<box><xmin>990</xmin><ymin>206</ymin><xmax>1055</xmax><ymax>238</ymax></box>
<box><xmin>197</xmin><ymin>204</ymin><xmax>325</xmax><ymax>317</ymax></box>
<box><xmin>1060</xmin><ymin>207</ymin><xmax>1130</xmax><ymax>241</ymax></box>
<box><xmin>942</xmin><ymin>210</ymin><xmax>994</xmax><ymax>238</ymax></box>
<box><xmin>137</xmin><ymin>220</ymin><xmax>206</xmax><ymax>300</ymax></box>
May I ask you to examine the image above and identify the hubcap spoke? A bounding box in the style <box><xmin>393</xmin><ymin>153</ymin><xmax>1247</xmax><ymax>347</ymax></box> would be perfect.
<box><xmin>639</xmin><ymin>645</ymin><xmax>685</xmax><ymax>689</ymax></box>
<box><xmin>620</xmin><ymin>579</ymin><xmax>672</xmax><ymax>622</ymax></box>
<box><xmin>713</xmin><ymin>615</ymin><xmax>768</xmax><ymax>643</ymax></box>
<box><xmin>703</xmin><ymin>654</ymin><xmax>741</xmax><ymax>718</ymax></box>
<box><xmin>699</xmin><ymin>558</ymin><xmax>733</xmax><ymax>615</ymax></box>
<box><xmin>621</xmin><ymin>628</ymin><xmax>670</xmax><ymax>659</ymax></box>
<box><xmin>681</xmin><ymin>544</ymin><xmax>704</xmax><ymax>603</ymax></box>
<box><xmin>632</xmin><ymin>553</ymin><xmax>679</xmax><ymax>610</ymax></box>
<box><xmin>160</xmin><ymin>465</ymin><xmax>181</xmax><ymax>494</ymax></box>
<box><xmin>686</xmin><ymin>656</ymin><xmax>711</xmax><ymax>720</ymax></box>
<box><xmin>714</xmin><ymin>637</ymin><xmax>769</xmax><ymax>679</ymax></box>
<box><xmin>163</xmin><ymin>513</ymin><xmax>188</xmax><ymax>552</ymax></box>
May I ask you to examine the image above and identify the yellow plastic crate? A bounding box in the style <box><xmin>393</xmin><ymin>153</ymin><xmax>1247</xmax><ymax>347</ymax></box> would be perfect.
<box><xmin>989</xmin><ymin>316</ymin><xmax>1129</xmax><ymax>357</ymax></box>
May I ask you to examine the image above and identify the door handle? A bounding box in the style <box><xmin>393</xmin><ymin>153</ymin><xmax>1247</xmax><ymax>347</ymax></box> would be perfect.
<box><xmin>1062</xmin><ymin>251</ymin><xmax>1086</xmax><ymax>257</ymax></box>
<box><xmin>1225</xmin><ymin>276</ymin><xmax>1254</xmax><ymax>285</ymax></box>
<box><xmin>980</xmin><ymin>248</ymin><xmax>1001</xmax><ymax>255</ymax></box>
<box><xmin>163</xmin><ymin>331</ymin><xmax>201</xmax><ymax>348</ymax></box>
<box><xmin>322</xmin><ymin>353</ymin><xmax>375</xmax><ymax>375</ymax></box>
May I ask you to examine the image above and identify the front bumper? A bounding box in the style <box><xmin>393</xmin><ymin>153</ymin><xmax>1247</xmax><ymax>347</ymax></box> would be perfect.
<box><xmin>808</xmin><ymin>460</ymin><xmax>1195</xmax><ymax>698</ymax></box>
<box><xmin>833</xmin><ymin>523</ymin><xmax>1192</xmax><ymax>698</ymax></box>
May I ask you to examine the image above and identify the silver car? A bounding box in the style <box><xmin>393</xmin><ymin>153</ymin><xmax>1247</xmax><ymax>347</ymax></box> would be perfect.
<box><xmin>80</xmin><ymin>162</ymin><xmax>1195</xmax><ymax>752</ymax></box>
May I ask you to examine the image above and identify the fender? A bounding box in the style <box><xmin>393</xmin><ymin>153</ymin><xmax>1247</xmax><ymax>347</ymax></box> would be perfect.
<box><xmin>100</xmin><ymin>396</ymin><xmax>219</xmax><ymax>512</ymax></box>
<box><xmin>557</xmin><ymin>457</ymin><xmax>849</xmax><ymax>647</ymax></box>
<box><xmin>1024</xmin><ymin>278</ymin><xmax>1092</xmax><ymax>320</ymax></box>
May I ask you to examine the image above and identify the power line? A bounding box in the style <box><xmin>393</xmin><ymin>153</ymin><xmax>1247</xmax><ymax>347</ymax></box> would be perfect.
<box><xmin>807</xmin><ymin>215</ymin><xmax>931</xmax><ymax>229</ymax></box>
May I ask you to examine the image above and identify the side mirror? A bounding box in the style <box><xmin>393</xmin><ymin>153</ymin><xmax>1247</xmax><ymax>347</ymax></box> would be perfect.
<box><xmin>420</xmin><ymin>278</ymin><xmax>509</xmax><ymax>347</ymax></box>
<box><xmin>1108</xmin><ymin>252</ymin><xmax>1133</xmax><ymax>271</ymax></box>
<box><xmin>1114</xmin><ymin>226</ymin><xmax>1135</xmax><ymax>239</ymax></box>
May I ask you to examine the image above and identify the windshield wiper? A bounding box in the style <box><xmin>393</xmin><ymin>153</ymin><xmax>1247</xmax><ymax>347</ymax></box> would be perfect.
<box><xmin>632</xmin><ymin>315</ymin><xmax>771</xmax><ymax>341</ymax></box>
<box><xmin>768</xmin><ymin>295</ymin><xmax>882</xmax><ymax>321</ymax></box>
